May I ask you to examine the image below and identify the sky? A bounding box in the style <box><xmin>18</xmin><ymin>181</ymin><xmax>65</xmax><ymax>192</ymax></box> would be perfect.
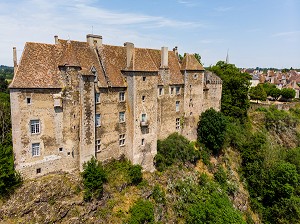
<box><xmin>0</xmin><ymin>0</ymin><xmax>299</xmax><ymax>68</ymax></box>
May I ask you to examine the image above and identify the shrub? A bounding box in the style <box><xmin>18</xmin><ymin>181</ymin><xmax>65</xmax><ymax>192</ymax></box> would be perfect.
<box><xmin>214</xmin><ymin>166</ymin><xmax>227</xmax><ymax>186</ymax></box>
<box><xmin>155</xmin><ymin>133</ymin><xmax>200</xmax><ymax>171</ymax></box>
<box><xmin>82</xmin><ymin>157</ymin><xmax>107</xmax><ymax>201</ymax></box>
<box><xmin>152</xmin><ymin>184</ymin><xmax>166</xmax><ymax>204</ymax></box>
<box><xmin>128</xmin><ymin>164</ymin><xmax>142</xmax><ymax>185</ymax></box>
<box><xmin>127</xmin><ymin>199</ymin><xmax>154</xmax><ymax>224</ymax></box>
<box><xmin>0</xmin><ymin>144</ymin><xmax>22</xmax><ymax>198</ymax></box>
<box><xmin>197</xmin><ymin>108</ymin><xmax>227</xmax><ymax>155</ymax></box>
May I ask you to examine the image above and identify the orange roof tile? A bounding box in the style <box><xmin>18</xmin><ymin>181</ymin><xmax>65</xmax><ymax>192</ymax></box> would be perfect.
<box><xmin>181</xmin><ymin>54</ymin><xmax>204</xmax><ymax>71</ymax></box>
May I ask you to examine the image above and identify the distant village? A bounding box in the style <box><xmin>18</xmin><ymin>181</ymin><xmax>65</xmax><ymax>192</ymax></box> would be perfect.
<box><xmin>243</xmin><ymin>68</ymin><xmax>300</xmax><ymax>98</ymax></box>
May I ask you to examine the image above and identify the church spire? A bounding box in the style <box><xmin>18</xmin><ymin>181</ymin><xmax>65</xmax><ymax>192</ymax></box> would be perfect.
<box><xmin>226</xmin><ymin>49</ymin><xmax>229</xmax><ymax>64</ymax></box>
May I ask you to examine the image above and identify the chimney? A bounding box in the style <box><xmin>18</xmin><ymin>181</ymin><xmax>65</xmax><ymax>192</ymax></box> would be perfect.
<box><xmin>13</xmin><ymin>47</ymin><xmax>17</xmax><ymax>68</ymax></box>
<box><xmin>173</xmin><ymin>46</ymin><xmax>179</xmax><ymax>59</ymax></box>
<box><xmin>86</xmin><ymin>34</ymin><xmax>102</xmax><ymax>48</ymax></box>
<box><xmin>54</xmin><ymin>35</ymin><xmax>58</xmax><ymax>44</ymax></box>
<box><xmin>124</xmin><ymin>42</ymin><xmax>134</xmax><ymax>69</ymax></box>
<box><xmin>161</xmin><ymin>47</ymin><xmax>168</xmax><ymax>68</ymax></box>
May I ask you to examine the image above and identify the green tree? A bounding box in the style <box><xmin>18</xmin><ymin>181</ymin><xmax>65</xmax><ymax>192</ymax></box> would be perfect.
<box><xmin>197</xmin><ymin>108</ymin><xmax>227</xmax><ymax>155</ymax></box>
<box><xmin>269</xmin><ymin>88</ymin><xmax>281</xmax><ymax>100</ymax></box>
<box><xmin>128</xmin><ymin>164</ymin><xmax>142</xmax><ymax>185</ymax></box>
<box><xmin>82</xmin><ymin>157</ymin><xmax>107</xmax><ymax>201</ymax></box>
<box><xmin>0</xmin><ymin>144</ymin><xmax>22</xmax><ymax>197</ymax></box>
<box><xmin>281</xmin><ymin>88</ymin><xmax>296</xmax><ymax>100</ymax></box>
<box><xmin>155</xmin><ymin>133</ymin><xmax>200</xmax><ymax>171</ymax></box>
<box><xmin>194</xmin><ymin>53</ymin><xmax>202</xmax><ymax>64</ymax></box>
<box><xmin>127</xmin><ymin>199</ymin><xmax>154</xmax><ymax>224</ymax></box>
<box><xmin>208</xmin><ymin>61</ymin><xmax>251</xmax><ymax>121</ymax></box>
<box><xmin>249</xmin><ymin>85</ymin><xmax>267</xmax><ymax>103</ymax></box>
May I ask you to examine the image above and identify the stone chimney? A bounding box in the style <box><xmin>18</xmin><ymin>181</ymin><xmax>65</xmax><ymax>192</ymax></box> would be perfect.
<box><xmin>54</xmin><ymin>35</ymin><xmax>58</xmax><ymax>44</ymax></box>
<box><xmin>86</xmin><ymin>34</ymin><xmax>102</xmax><ymax>48</ymax></box>
<box><xmin>124</xmin><ymin>42</ymin><xmax>134</xmax><ymax>69</ymax></box>
<box><xmin>161</xmin><ymin>47</ymin><xmax>168</xmax><ymax>68</ymax></box>
<box><xmin>13</xmin><ymin>47</ymin><xmax>17</xmax><ymax>69</ymax></box>
<box><xmin>173</xmin><ymin>46</ymin><xmax>179</xmax><ymax>59</ymax></box>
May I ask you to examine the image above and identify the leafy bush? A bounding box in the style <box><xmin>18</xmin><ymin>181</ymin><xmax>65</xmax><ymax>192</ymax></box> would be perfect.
<box><xmin>281</xmin><ymin>88</ymin><xmax>296</xmax><ymax>100</ymax></box>
<box><xmin>82</xmin><ymin>157</ymin><xmax>107</xmax><ymax>201</ymax></box>
<box><xmin>175</xmin><ymin>175</ymin><xmax>245</xmax><ymax>224</ymax></box>
<box><xmin>128</xmin><ymin>164</ymin><xmax>142</xmax><ymax>185</ymax></box>
<box><xmin>0</xmin><ymin>144</ymin><xmax>22</xmax><ymax>198</ymax></box>
<box><xmin>152</xmin><ymin>184</ymin><xmax>166</xmax><ymax>204</ymax></box>
<box><xmin>155</xmin><ymin>133</ymin><xmax>200</xmax><ymax>171</ymax></box>
<box><xmin>249</xmin><ymin>85</ymin><xmax>267</xmax><ymax>102</ymax></box>
<box><xmin>214</xmin><ymin>166</ymin><xmax>227</xmax><ymax>186</ymax></box>
<box><xmin>127</xmin><ymin>199</ymin><xmax>154</xmax><ymax>224</ymax></box>
<box><xmin>197</xmin><ymin>108</ymin><xmax>227</xmax><ymax>155</ymax></box>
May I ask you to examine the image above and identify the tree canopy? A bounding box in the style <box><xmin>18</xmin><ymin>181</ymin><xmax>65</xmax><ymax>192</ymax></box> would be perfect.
<box><xmin>281</xmin><ymin>88</ymin><xmax>296</xmax><ymax>100</ymax></box>
<box><xmin>197</xmin><ymin>108</ymin><xmax>227</xmax><ymax>155</ymax></box>
<box><xmin>208</xmin><ymin>61</ymin><xmax>251</xmax><ymax>121</ymax></box>
<box><xmin>249</xmin><ymin>85</ymin><xmax>267</xmax><ymax>103</ymax></box>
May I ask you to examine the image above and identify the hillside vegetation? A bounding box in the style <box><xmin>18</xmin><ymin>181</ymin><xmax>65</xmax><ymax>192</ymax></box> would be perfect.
<box><xmin>1</xmin><ymin>62</ymin><xmax>300</xmax><ymax>223</ymax></box>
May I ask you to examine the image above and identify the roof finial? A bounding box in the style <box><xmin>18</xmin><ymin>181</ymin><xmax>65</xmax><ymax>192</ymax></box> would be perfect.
<box><xmin>226</xmin><ymin>49</ymin><xmax>229</xmax><ymax>64</ymax></box>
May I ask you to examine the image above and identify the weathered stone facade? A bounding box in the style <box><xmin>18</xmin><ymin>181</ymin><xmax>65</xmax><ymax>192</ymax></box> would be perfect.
<box><xmin>10</xmin><ymin>35</ymin><xmax>222</xmax><ymax>178</ymax></box>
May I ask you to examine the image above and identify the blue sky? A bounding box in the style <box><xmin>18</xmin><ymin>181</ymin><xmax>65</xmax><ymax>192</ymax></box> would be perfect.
<box><xmin>0</xmin><ymin>0</ymin><xmax>299</xmax><ymax>68</ymax></box>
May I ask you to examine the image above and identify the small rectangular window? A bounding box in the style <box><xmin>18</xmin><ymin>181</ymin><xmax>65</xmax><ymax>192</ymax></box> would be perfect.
<box><xmin>95</xmin><ymin>93</ymin><xmax>100</xmax><ymax>103</ymax></box>
<box><xmin>176</xmin><ymin>101</ymin><xmax>180</xmax><ymax>112</ymax></box>
<box><xmin>119</xmin><ymin>91</ymin><xmax>125</xmax><ymax>102</ymax></box>
<box><xmin>95</xmin><ymin>114</ymin><xmax>101</xmax><ymax>127</ymax></box>
<box><xmin>36</xmin><ymin>168</ymin><xmax>41</xmax><ymax>174</ymax></box>
<box><xmin>176</xmin><ymin>86</ymin><xmax>180</xmax><ymax>95</ymax></box>
<box><xmin>170</xmin><ymin>87</ymin><xmax>174</xmax><ymax>95</ymax></box>
<box><xmin>176</xmin><ymin>118</ymin><xmax>180</xmax><ymax>130</ymax></box>
<box><xmin>119</xmin><ymin>111</ymin><xmax>125</xmax><ymax>123</ymax></box>
<box><xmin>142</xmin><ymin>95</ymin><xmax>145</xmax><ymax>102</ymax></box>
<box><xmin>95</xmin><ymin>139</ymin><xmax>101</xmax><ymax>152</ymax></box>
<box><xmin>141</xmin><ymin>138</ymin><xmax>145</xmax><ymax>146</ymax></box>
<box><xmin>158</xmin><ymin>87</ymin><xmax>163</xmax><ymax>96</ymax></box>
<box><xmin>27</xmin><ymin>97</ymin><xmax>31</xmax><ymax>104</ymax></box>
<box><xmin>119</xmin><ymin>134</ymin><xmax>125</xmax><ymax>146</ymax></box>
<box><xmin>141</xmin><ymin>113</ymin><xmax>147</xmax><ymax>122</ymax></box>
<box><xmin>32</xmin><ymin>143</ymin><xmax>40</xmax><ymax>157</ymax></box>
<box><xmin>30</xmin><ymin>120</ymin><xmax>40</xmax><ymax>134</ymax></box>
<box><xmin>59</xmin><ymin>147</ymin><xmax>63</xmax><ymax>152</ymax></box>
<box><xmin>143</xmin><ymin>76</ymin><xmax>146</xmax><ymax>81</ymax></box>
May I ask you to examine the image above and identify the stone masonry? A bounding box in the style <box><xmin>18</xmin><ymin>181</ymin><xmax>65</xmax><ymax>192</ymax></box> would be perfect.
<box><xmin>9</xmin><ymin>34</ymin><xmax>222</xmax><ymax>178</ymax></box>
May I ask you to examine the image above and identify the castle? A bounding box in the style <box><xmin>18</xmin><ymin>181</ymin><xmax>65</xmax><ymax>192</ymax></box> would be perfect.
<box><xmin>9</xmin><ymin>34</ymin><xmax>222</xmax><ymax>178</ymax></box>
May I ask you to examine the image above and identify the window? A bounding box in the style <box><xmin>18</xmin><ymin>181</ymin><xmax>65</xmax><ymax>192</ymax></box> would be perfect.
<box><xmin>59</xmin><ymin>147</ymin><xmax>63</xmax><ymax>152</ymax></box>
<box><xmin>193</xmin><ymin>74</ymin><xmax>198</xmax><ymax>79</ymax></box>
<box><xmin>143</xmin><ymin>76</ymin><xmax>146</xmax><ymax>81</ymax></box>
<box><xmin>95</xmin><ymin>114</ymin><xmax>101</xmax><ymax>127</ymax></box>
<box><xmin>30</xmin><ymin>120</ymin><xmax>40</xmax><ymax>134</ymax></box>
<box><xmin>142</xmin><ymin>95</ymin><xmax>145</xmax><ymax>102</ymax></box>
<box><xmin>119</xmin><ymin>111</ymin><xmax>125</xmax><ymax>123</ymax></box>
<box><xmin>158</xmin><ymin>87</ymin><xmax>163</xmax><ymax>96</ymax></box>
<box><xmin>36</xmin><ymin>168</ymin><xmax>41</xmax><ymax>174</ymax></box>
<box><xmin>32</xmin><ymin>143</ymin><xmax>40</xmax><ymax>157</ymax></box>
<box><xmin>119</xmin><ymin>91</ymin><xmax>125</xmax><ymax>102</ymax></box>
<box><xmin>176</xmin><ymin>118</ymin><xmax>180</xmax><ymax>130</ymax></box>
<box><xmin>141</xmin><ymin>113</ymin><xmax>147</xmax><ymax>122</ymax></box>
<box><xmin>119</xmin><ymin>134</ymin><xmax>125</xmax><ymax>146</ymax></box>
<box><xmin>26</xmin><ymin>97</ymin><xmax>31</xmax><ymax>104</ymax></box>
<box><xmin>95</xmin><ymin>93</ymin><xmax>100</xmax><ymax>103</ymax></box>
<box><xmin>176</xmin><ymin>86</ymin><xmax>180</xmax><ymax>95</ymax></box>
<box><xmin>141</xmin><ymin>138</ymin><xmax>145</xmax><ymax>146</ymax></box>
<box><xmin>176</xmin><ymin>101</ymin><xmax>180</xmax><ymax>112</ymax></box>
<box><xmin>95</xmin><ymin>139</ymin><xmax>101</xmax><ymax>152</ymax></box>
<box><xmin>170</xmin><ymin>87</ymin><xmax>174</xmax><ymax>95</ymax></box>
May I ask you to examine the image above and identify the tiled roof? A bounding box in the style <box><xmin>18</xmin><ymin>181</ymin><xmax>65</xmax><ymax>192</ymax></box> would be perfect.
<box><xmin>10</xmin><ymin>42</ymin><xmax>63</xmax><ymax>88</ymax></box>
<box><xmin>9</xmin><ymin>37</ymin><xmax>205</xmax><ymax>89</ymax></box>
<box><xmin>181</xmin><ymin>54</ymin><xmax>204</xmax><ymax>71</ymax></box>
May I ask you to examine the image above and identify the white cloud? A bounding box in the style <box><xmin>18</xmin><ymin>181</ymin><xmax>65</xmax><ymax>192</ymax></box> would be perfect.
<box><xmin>273</xmin><ymin>30</ymin><xmax>300</xmax><ymax>37</ymax></box>
<box><xmin>0</xmin><ymin>0</ymin><xmax>203</xmax><ymax>65</ymax></box>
